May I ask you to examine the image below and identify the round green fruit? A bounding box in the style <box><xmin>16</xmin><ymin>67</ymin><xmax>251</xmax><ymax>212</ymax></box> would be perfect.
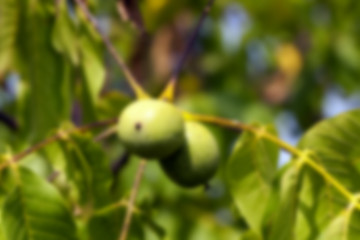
<box><xmin>117</xmin><ymin>99</ymin><xmax>185</xmax><ymax>159</ymax></box>
<box><xmin>160</xmin><ymin>121</ymin><xmax>220</xmax><ymax>187</ymax></box>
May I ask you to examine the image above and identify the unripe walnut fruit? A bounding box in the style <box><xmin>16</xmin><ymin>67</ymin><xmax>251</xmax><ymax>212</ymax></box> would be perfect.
<box><xmin>160</xmin><ymin>121</ymin><xmax>220</xmax><ymax>187</ymax></box>
<box><xmin>117</xmin><ymin>99</ymin><xmax>185</xmax><ymax>159</ymax></box>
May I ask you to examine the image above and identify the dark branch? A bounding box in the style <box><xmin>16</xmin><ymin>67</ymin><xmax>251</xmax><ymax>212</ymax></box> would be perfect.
<box><xmin>159</xmin><ymin>0</ymin><xmax>216</xmax><ymax>101</ymax></box>
<box><xmin>171</xmin><ymin>0</ymin><xmax>216</xmax><ymax>83</ymax></box>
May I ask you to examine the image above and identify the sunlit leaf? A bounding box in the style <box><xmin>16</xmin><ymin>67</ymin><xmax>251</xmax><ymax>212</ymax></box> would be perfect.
<box><xmin>269</xmin><ymin>164</ymin><xmax>302</xmax><ymax>240</ymax></box>
<box><xmin>292</xmin><ymin>165</ymin><xmax>348</xmax><ymax>240</ymax></box>
<box><xmin>317</xmin><ymin>209</ymin><xmax>360</xmax><ymax>240</ymax></box>
<box><xmin>294</xmin><ymin>110</ymin><xmax>360</xmax><ymax>239</ymax></box>
<box><xmin>299</xmin><ymin>109</ymin><xmax>360</xmax><ymax>181</ymax></box>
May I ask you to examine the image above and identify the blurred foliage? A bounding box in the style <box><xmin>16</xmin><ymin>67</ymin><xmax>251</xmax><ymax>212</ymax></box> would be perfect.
<box><xmin>0</xmin><ymin>0</ymin><xmax>360</xmax><ymax>239</ymax></box>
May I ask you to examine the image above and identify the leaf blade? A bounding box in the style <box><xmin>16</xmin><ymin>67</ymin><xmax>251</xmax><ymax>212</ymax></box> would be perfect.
<box><xmin>1</xmin><ymin>167</ymin><xmax>78</xmax><ymax>240</ymax></box>
<box><xmin>225</xmin><ymin>125</ymin><xmax>279</xmax><ymax>236</ymax></box>
<box><xmin>293</xmin><ymin>110</ymin><xmax>360</xmax><ymax>239</ymax></box>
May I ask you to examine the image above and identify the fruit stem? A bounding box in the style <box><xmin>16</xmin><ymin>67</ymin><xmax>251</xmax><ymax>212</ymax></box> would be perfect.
<box><xmin>184</xmin><ymin>112</ymin><xmax>300</xmax><ymax>154</ymax></box>
<box><xmin>74</xmin><ymin>0</ymin><xmax>149</xmax><ymax>99</ymax></box>
<box><xmin>159</xmin><ymin>0</ymin><xmax>216</xmax><ymax>101</ymax></box>
<box><xmin>118</xmin><ymin>159</ymin><xmax>147</xmax><ymax>240</ymax></box>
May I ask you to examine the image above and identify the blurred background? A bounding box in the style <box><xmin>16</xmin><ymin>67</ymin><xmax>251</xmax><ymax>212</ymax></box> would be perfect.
<box><xmin>1</xmin><ymin>0</ymin><xmax>360</xmax><ymax>239</ymax></box>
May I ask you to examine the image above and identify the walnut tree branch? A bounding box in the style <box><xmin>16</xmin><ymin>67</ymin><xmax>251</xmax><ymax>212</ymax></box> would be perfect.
<box><xmin>11</xmin><ymin>118</ymin><xmax>117</xmax><ymax>163</ymax></box>
<box><xmin>160</xmin><ymin>0</ymin><xmax>216</xmax><ymax>101</ymax></box>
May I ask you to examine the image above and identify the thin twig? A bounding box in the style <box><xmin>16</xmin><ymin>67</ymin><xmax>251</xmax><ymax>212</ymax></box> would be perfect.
<box><xmin>11</xmin><ymin>118</ymin><xmax>117</xmax><ymax>163</ymax></box>
<box><xmin>12</xmin><ymin>134</ymin><xmax>61</xmax><ymax>162</ymax></box>
<box><xmin>160</xmin><ymin>0</ymin><xmax>216</xmax><ymax>100</ymax></box>
<box><xmin>94</xmin><ymin>199</ymin><xmax>141</xmax><ymax>217</ymax></box>
<box><xmin>95</xmin><ymin>199</ymin><xmax>128</xmax><ymax>216</ymax></box>
<box><xmin>172</xmin><ymin>0</ymin><xmax>215</xmax><ymax>81</ymax></box>
<box><xmin>94</xmin><ymin>125</ymin><xmax>118</xmax><ymax>141</ymax></box>
<box><xmin>118</xmin><ymin>159</ymin><xmax>147</xmax><ymax>240</ymax></box>
<box><xmin>74</xmin><ymin>0</ymin><xmax>149</xmax><ymax>98</ymax></box>
<box><xmin>76</xmin><ymin>118</ymin><xmax>118</xmax><ymax>133</ymax></box>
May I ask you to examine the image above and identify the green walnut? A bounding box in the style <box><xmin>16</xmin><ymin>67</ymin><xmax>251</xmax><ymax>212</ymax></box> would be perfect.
<box><xmin>117</xmin><ymin>99</ymin><xmax>185</xmax><ymax>159</ymax></box>
<box><xmin>161</xmin><ymin>121</ymin><xmax>220</xmax><ymax>187</ymax></box>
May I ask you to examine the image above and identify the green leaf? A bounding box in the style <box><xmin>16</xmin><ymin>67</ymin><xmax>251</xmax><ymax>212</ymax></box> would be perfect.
<box><xmin>225</xmin><ymin>125</ymin><xmax>279</xmax><ymax>236</ymax></box>
<box><xmin>269</xmin><ymin>164</ymin><xmax>302</xmax><ymax>240</ymax></box>
<box><xmin>59</xmin><ymin>132</ymin><xmax>112</xmax><ymax>209</ymax></box>
<box><xmin>240</xmin><ymin>230</ymin><xmax>262</xmax><ymax>240</ymax></box>
<box><xmin>0</xmin><ymin>0</ymin><xmax>20</xmax><ymax>74</ymax></box>
<box><xmin>15</xmin><ymin>2</ymin><xmax>72</xmax><ymax>141</ymax></box>
<box><xmin>317</xmin><ymin>209</ymin><xmax>360</xmax><ymax>240</ymax></box>
<box><xmin>77</xmin><ymin>10</ymin><xmax>105</xmax><ymax>122</ymax></box>
<box><xmin>1</xmin><ymin>167</ymin><xmax>77</xmax><ymax>240</ymax></box>
<box><xmin>87</xmin><ymin>211</ymin><xmax>145</xmax><ymax>240</ymax></box>
<box><xmin>298</xmin><ymin>110</ymin><xmax>360</xmax><ymax>189</ymax></box>
<box><xmin>44</xmin><ymin>132</ymin><xmax>118</xmax><ymax>239</ymax></box>
<box><xmin>334</xmin><ymin>34</ymin><xmax>360</xmax><ymax>71</ymax></box>
<box><xmin>79</xmin><ymin>37</ymin><xmax>105</xmax><ymax>106</ymax></box>
<box><xmin>52</xmin><ymin>1</ymin><xmax>79</xmax><ymax>65</ymax></box>
<box><xmin>293</xmin><ymin>165</ymin><xmax>348</xmax><ymax>240</ymax></box>
<box><xmin>292</xmin><ymin>110</ymin><xmax>360</xmax><ymax>239</ymax></box>
<box><xmin>0</xmin><ymin>210</ymin><xmax>5</xmax><ymax>240</ymax></box>
<box><xmin>86</xmin><ymin>214</ymin><xmax>120</xmax><ymax>240</ymax></box>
